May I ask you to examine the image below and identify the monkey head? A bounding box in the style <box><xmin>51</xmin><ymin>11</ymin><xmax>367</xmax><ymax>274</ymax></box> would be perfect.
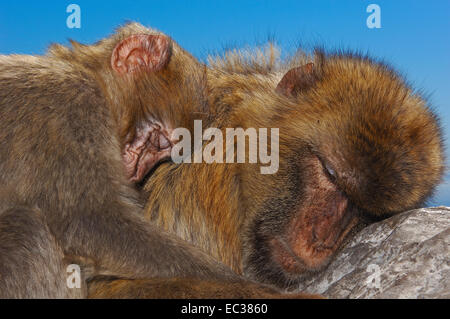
<box><xmin>109</xmin><ymin>25</ymin><xmax>209</xmax><ymax>183</ymax></box>
<box><xmin>241</xmin><ymin>51</ymin><xmax>445</xmax><ymax>288</ymax></box>
<box><xmin>50</xmin><ymin>23</ymin><xmax>208</xmax><ymax>183</ymax></box>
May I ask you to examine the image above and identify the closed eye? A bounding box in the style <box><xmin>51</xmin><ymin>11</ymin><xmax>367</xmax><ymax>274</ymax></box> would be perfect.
<box><xmin>321</xmin><ymin>159</ymin><xmax>337</xmax><ymax>183</ymax></box>
<box><xmin>315</xmin><ymin>153</ymin><xmax>338</xmax><ymax>183</ymax></box>
<box><xmin>325</xmin><ymin>164</ymin><xmax>336</xmax><ymax>179</ymax></box>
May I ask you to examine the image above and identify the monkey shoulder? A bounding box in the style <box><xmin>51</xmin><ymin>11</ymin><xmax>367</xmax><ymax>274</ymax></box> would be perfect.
<box><xmin>0</xmin><ymin>54</ymin><xmax>112</xmax><ymax>133</ymax></box>
<box><xmin>0</xmin><ymin>54</ymin><xmax>120</xmax><ymax>186</ymax></box>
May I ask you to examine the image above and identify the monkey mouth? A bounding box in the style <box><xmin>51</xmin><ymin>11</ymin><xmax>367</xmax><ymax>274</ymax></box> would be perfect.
<box><xmin>269</xmin><ymin>199</ymin><xmax>359</xmax><ymax>274</ymax></box>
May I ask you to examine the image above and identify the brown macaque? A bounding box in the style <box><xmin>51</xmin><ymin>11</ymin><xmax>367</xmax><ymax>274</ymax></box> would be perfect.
<box><xmin>0</xmin><ymin>23</ymin><xmax>319</xmax><ymax>299</ymax></box>
<box><xmin>109</xmin><ymin>48</ymin><xmax>442</xmax><ymax>290</ymax></box>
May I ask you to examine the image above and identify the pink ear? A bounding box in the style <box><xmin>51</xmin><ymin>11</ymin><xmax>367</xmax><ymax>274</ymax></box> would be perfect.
<box><xmin>276</xmin><ymin>63</ymin><xmax>316</xmax><ymax>97</ymax></box>
<box><xmin>111</xmin><ymin>34</ymin><xmax>172</xmax><ymax>74</ymax></box>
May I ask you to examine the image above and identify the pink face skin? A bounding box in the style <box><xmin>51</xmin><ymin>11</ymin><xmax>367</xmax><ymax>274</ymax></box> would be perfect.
<box><xmin>122</xmin><ymin>122</ymin><xmax>173</xmax><ymax>183</ymax></box>
<box><xmin>269</xmin><ymin>155</ymin><xmax>358</xmax><ymax>274</ymax></box>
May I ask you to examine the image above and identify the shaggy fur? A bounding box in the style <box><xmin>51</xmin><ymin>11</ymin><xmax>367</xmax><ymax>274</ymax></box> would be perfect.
<box><xmin>88</xmin><ymin>277</ymin><xmax>321</xmax><ymax>299</ymax></box>
<box><xmin>0</xmin><ymin>23</ymin><xmax>269</xmax><ymax>298</ymax></box>
<box><xmin>137</xmin><ymin>46</ymin><xmax>444</xmax><ymax>288</ymax></box>
<box><xmin>1</xmin><ymin>22</ymin><xmax>442</xmax><ymax>297</ymax></box>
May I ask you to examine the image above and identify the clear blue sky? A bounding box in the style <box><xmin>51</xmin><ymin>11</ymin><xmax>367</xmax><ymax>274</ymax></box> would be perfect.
<box><xmin>1</xmin><ymin>0</ymin><xmax>449</xmax><ymax>206</ymax></box>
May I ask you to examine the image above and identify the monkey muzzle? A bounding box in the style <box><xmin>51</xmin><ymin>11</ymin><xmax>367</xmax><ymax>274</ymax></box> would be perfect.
<box><xmin>269</xmin><ymin>158</ymin><xmax>359</xmax><ymax>274</ymax></box>
<box><xmin>270</xmin><ymin>197</ymin><xmax>358</xmax><ymax>274</ymax></box>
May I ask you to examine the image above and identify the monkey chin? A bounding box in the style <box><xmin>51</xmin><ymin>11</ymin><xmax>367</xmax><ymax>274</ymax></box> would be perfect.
<box><xmin>269</xmin><ymin>195</ymin><xmax>359</xmax><ymax>279</ymax></box>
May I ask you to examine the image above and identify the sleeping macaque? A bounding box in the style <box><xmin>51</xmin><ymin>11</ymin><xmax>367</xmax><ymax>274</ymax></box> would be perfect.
<box><xmin>91</xmin><ymin>46</ymin><xmax>443</xmax><ymax>295</ymax></box>
<box><xmin>0</xmin><ymin>23</ymin><xmax>319</xmax><ymax>298</ymax></box>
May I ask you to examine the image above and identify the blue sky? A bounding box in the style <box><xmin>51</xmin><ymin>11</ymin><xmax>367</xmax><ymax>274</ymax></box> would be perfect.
<box><xmin>1</xmin><ymin>0</ymin><xmax>449</xmax><ymax>205</ymax></box>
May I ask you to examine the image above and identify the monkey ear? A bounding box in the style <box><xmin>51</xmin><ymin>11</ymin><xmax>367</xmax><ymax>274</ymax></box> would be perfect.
<box><xmin>111</xmin><ymin>34</ymin><xmax>172</xmax><ymax>74</ymax></box>
<box><xmin>275</xmin><ymin>63</ymin><xmax>317</xmax><ymax>97</ymax></box>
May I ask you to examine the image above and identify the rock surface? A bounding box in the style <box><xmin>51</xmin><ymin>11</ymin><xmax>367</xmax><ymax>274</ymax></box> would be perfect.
<box><xmin>296</xmin><ymin>207</ymin><xmax>450</xmax><ymax>299</ymax></box>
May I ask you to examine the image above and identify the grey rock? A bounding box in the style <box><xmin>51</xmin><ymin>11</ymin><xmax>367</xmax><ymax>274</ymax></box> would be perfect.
<box><xmin>296</xmin><ymin>207</ymin><xmax>450</xmax><ymax>299</ymax></box>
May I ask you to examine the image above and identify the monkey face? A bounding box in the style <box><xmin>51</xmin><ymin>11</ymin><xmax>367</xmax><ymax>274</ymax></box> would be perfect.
<box><xmin>243</xmin><ymin>148</ymin><xmax>364</xmax><ymax>288</ymax></box>
<box><xmin>268</xmin><ymin>155</ymin><xmax>358</xmax><ymax>273</ymax></box>
<box><xmin>241</xmin><ymin>52</ymin><xmax>444</xmax><ymax>288</ymax></box>
<box><xmin>108</xmin><ymin>30</ymin><xmax>208</xmax><ymax>183</ymax></box>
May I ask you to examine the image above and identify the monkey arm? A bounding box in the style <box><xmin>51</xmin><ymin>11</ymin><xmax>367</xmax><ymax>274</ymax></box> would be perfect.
<box><xmin>63</xmin><ymin>202</ymin><xmax>239</xmax><ymax>282</ymax></box>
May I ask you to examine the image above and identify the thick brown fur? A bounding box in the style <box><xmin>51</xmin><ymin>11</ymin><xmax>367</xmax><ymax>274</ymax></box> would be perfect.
<box><xmin>87</xmin><ymin>44</ymin><xmax>444</xmax><ymax>293</ymax></box>
<box><xmin>134</xmin><ymin>46</ymin><xmax>444</xmax><ymax>288</ymax></box>
<box><xmin>1</xmin><ymin>23</ymin><xmax>443</xmax><ymax>297</ymax></box>
<box><xmin>0</xmin><ymin>23</ymin><xmax>309</xmax><ymax>298</ymax></box>
<box><xmin>88</xmin><ymin>277</ymin><xmax>321</xmax><ymax>299</ymax></box>
<box><xmin>48</xmin><ymin>23</ymin><xmax>209</xmax><ymax>144</ymax></box>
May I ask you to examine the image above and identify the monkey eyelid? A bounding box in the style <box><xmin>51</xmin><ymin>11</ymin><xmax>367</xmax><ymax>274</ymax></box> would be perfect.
<box><xmin>317</xmin><ymin>156</ymin><xmax>338</xmax><ymax>183</ymax></box>
<box><xmin>325</xmin><ymin>164</ymin><xmax>336</xmax><ymax>178</ymax></box>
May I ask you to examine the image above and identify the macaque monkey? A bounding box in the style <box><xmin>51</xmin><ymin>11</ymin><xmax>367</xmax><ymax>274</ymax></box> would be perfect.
<box><xmin>0</xmin><ymin>23</ymin><xmax>318</xmax><ymax>298</ymax></box>
<box><xmin>122</xmin><ymin>48</ymin><xmax>443</xmax><ymax>289</ymax></box>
